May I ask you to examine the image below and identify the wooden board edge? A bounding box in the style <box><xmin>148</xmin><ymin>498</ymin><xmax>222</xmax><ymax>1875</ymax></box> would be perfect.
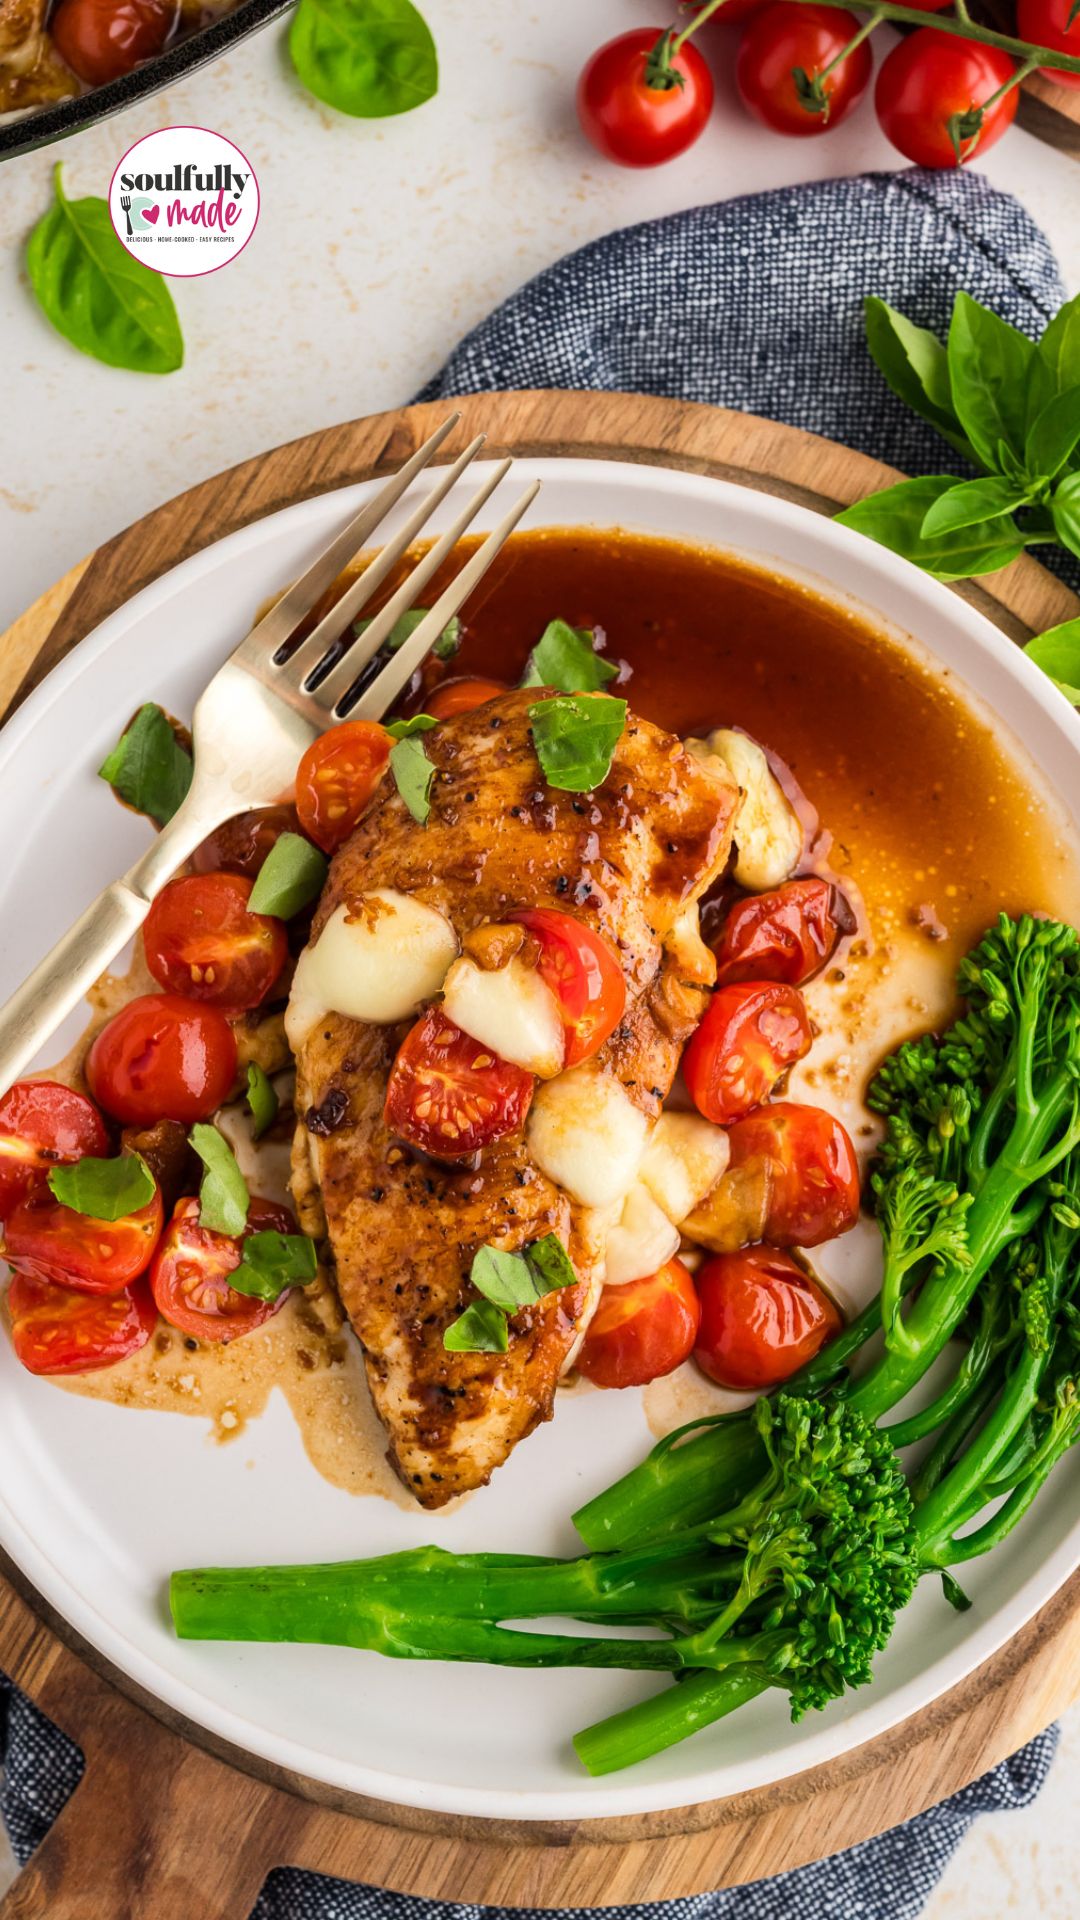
<box><xmin>1019</xmin><ymin>71</ymin><xmax>1080</xmax><ymax>155</ymax></box>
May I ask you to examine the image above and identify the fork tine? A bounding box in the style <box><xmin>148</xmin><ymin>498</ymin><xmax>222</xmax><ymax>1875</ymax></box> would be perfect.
<box><xmin>343</xmin><ymin>480</ymin><xmax>542</xmax><ymax>722</ymax></box>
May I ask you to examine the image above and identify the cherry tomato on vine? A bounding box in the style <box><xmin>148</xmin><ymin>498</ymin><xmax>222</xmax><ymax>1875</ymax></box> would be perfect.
<box><xmin>385</xmin><ymin>1010</ymin><xmax>534</xmax><ymax>1159</ymax></box>
<box><xmin>874</xmin><ymin>31</ymin><xmax>1018</xmax><ymax>167</ymax></box>
<box><xmin>0</xmin><ymin>1081</ymin><xmax>108</xmax><ymax>1222</ymax></box>
<box><xmin>714</xmin><ymin>876</ymin><xmax>852</xmax><ymax>987</ymax></box>
<box><xmin>8</xmin><ymin>1272</ymin><xmax>157</xmax><ymax>1376</ymax></box>
<box><xmin>577</xmin><ymin>1258</ymin><xmax>701</xmax><ymax>1389</ymax></box>
<box><xmin>1017</xmin><ymin>0</ymin><xmax>1080</xmax><ymax>87</ymax></box>
<box><xmin>577</xmin><ymin>28</ymin><xmax>715</xmax><ymax>168</ymax></box>
<box><xmin>193</xmin><ymin>805</ymin><xmax>298</xmax><ymax>881</ymax></box>
<box><xmin>425</xmin><ymin>677</ymin><xmax>509</xmax><ymax>720</ymax></box>
<box><xmin>295</xmin><ymin>721</ymin><xmax>391</xmax><ymax>854</ymax></box>
<box><xmin>683</xmin><ymin>982</ymin><xmax>812</xmax><ymax>1125</ymax></box>
<box><xmin>508</xmin><ymin>909</ymin><xmax>626</xmax><ymax>1068</ymax></box>
<box><xmin>52</xmin><ymin>0</ymin><xmax>176</xmax><ymax>84</ymax></box>
<box><xmin>149</xmin><ymin>1195</ymin><xmax>295</xmax><ymax>1344</ymax></box>
<box><xmin>694</xmin><ymin>1246</ymin><xmax>841</xmax><ymax>1390</ymax></box>
<box><xmin>87</xmin><ymin>994</ymin><xmax>237</xmax><ymax>1127</ymax></box>
<box><xmin>736</xmin><ymin>4</ymin><xmax>873</xmax><ymax>135</ymax></box>
<box><xmin>5</xmin><ymin>1181</ymin><xmax>163</xmax><ymax>1295</ymax></box>
<box><xmin>726</xmin><ymin>1101</ymin><xmax>860</xmax><ymax>1247</ymax></box>
<box><xmin>143</xmin><ymin>872</ymin><xmax>287</xmax><ymax>1012</ymax></box>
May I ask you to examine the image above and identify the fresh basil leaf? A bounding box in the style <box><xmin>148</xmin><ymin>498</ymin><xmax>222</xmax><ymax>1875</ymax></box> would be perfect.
<box><xmin>528</xmin><ymin>694</ymin><xmax>627</xmax><ymax>793</ymax></box>
<box><xmin>98</xmin><ymin>703</ymin><xmax>193</xmax><ymax>827</ymax></box>
<box><xmin>290</xmin><ymin>0</ymin><xmax>438</xmax><ymax>118</ymax></box>
<box><xmin>836</xmin><ymin>477</ymin><xmax>1024</xmax><ymax>580</ymax></box>
<box><xmin>947</xmin><ymin>292</ymin><xmax>1034</xmax><ymax>471</ymax></box>
<box><xmin>1030</xmin><ymin>293</ymin><xmax>1080</xmax><ymax>419</ymax></box>
<box><xmin>1051</xmin><ymin>473</ymin><xmax>1080</xmax><ymax>560</ymax></box>
<box><xmin>863</xmin><ymin>297</ymin><xmax>974</xmax><ymax>461</ymax></box>
<box><xmin>247</xmin><ymin>832</ymin><xmax>327</xmax><ymax>918</ymax></box>
<box><xmin>389</xmin><ymin>734</ymin><xmax>435</xmax><ymax>823</ymax></box>
<box><xmin>245</xmin><ymin>1064</ymin><xmax>279</xmax><ymax>1140</ymax></box>
<box><xmin>469</xmin><ymin>1245</ymin><xmax>537</xmax><ymax>1312</ymax></box>
<box><xmin>385</xmin><ymin>713</ymin><xmax>439</xmax><ymax>739</ymax></box>
<box><xmin>1025</xmin><ymin>617</ymin><xmax>1080</xmax><ymax>703</ymax></box>
<box><xmin>27</xmin><ymin>166</ymin><xmax>183</xmax><ymax>375</ymax></box>
<box><xmin>47</xmin><ymin>1153</ymin><xmax>154</xmax><ymax>1221</ymax></box>
<box><xmin>1025</xmin><ymin>386</ymin><xmax>1080</xmax><ymax>482</ymax></box>
<box><xmin>443</xmin><ymin>1299</ymin><xmax>509</xmax><ymax>1353</ymax></box>
<box><xmin>525</xmin><ymin>1232</ymin><xmax>578</xmax><ymax>1296</ymax></box>
<box><xmin>521</xmin><ymin>620</ymin><xmax>619</xmax><ymax>694</ymax></box>
<box><xmin>354</xmin><ymin>608</ymin><xmax>460</xmax><ymax>659</ymax></box>
<box><xmin>230</xmin><ymin>1230</ymin><xmax>318</xmax><ymax>1302</ymax></box>
<box><xmin>190</xmin><ymin>1123</ymin><xmax>250</xmax><ymax>1237</ymax></box>
<box><xmin>920</xmin><ymin>476</ymin><xmax>1032</xmax><ymax>540</ymax></box>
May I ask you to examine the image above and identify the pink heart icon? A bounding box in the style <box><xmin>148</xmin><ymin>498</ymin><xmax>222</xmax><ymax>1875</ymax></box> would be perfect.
<box><xmin>141</xmin><ymin>204</ymin><xmax>160</xmax><ymax>226</ymax></box>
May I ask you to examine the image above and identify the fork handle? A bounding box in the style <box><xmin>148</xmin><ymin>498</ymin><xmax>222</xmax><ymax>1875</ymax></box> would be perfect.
<box><xmin>0</xmin><ymin>878</ymin><xmax>154</xmax><ymax>1092</ymax></box>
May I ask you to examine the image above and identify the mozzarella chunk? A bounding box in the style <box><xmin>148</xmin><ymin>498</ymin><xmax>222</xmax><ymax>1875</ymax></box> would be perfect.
<box><xmin>604</xmin><ymin>1183</ymin><xmax>682</xmax><ymax>1287</ymax></box>
<box><xmin>527</xmin><ymin>1063</ymin><xmax>650</xmax><ymax>1209</ymax></box>
<box><xmin>285</xmin><ymin>892</ymin><xmax>457</xmax><ymax>1050</ymax></box>
<box><xmin>441</xmin><ymin>954</ymin><xmax>564</xmax><ymax>1078</ymax></box>
<box><xmin>686</xmin><ymin>728</ymin><xmax>801</xmax><ymax>891</ymax></box>
<box><xmin>638</xmin><ymin>1111</ymin><xmax>730</xmax><ymax>1225</ymax></box>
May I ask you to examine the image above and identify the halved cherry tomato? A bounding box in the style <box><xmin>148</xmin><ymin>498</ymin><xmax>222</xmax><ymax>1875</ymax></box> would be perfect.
<box><xmin>577</xmin><ymin>28</ymin><xmax>715</xmax><ymax>167</ymax></box>
<box><xmin>8</xmin><ymin>1272</ymin><xmax>157</xmax><ymax>1376</ymax></box>
<box><xmin>736</xmin><ymin>4</ymin><xmax>872</xmax><ymax>135</ymax></box>
<box><xmin>694</xmin><ymin>1246</ymin><xmax>841</xmax><ymax>1390</ymax></box>
<box><xmin>86</xmin><ymin>993</ymin><xmax>237</xmax><ymax>1127</ymax></box>
<box><xmin>715</xmin><ymin>877</ymin><xmax>853</xmax><ymax>987</ymax></box>
<box><xmin>1018</xmin><ymin>0</ymin><xmax>1080</xmax><ymax>85</ymax></box>
<box><xmin>385</xmin><ymin>1009</ymin><xmax>534</xmax><ymax>1159</ymax></box>
<box><xmin>726</xmin><ymin>1101</ymin><xmax>860</xmax><ymax>1247</ymax></box>
<box><xmin>5</xmin><ymin>1181</ymin><xmax>163</xmax><ymax>1294</ymax></box>
<box><xmin>295</xmin><ymin>722</ymin><xmax>391</xmax><ymax>854</ymax></box>
<box><xmin>508</xmin><ymin>908</ymin><xmax>627</xmax><ymax>1068</ymax></box>
<box><xmin>425</xmin><ymin>677</ymin><xmax>509</xmax><ymax>720</ymax></box>
<box><xmin>0</xmin><ymin>1081</ymin><xmax>108</xmax><ymax>1222</ymax></box>
<box><xmin>51</xmin><ymin>0</ymin><xmax>176</xmax><ymax>84</ymax></box>
<box><xmin>578</xmin><ymin>1258</ymin><xmax>701</xmax><ymax>1389</ymax></box>
<box><xmin>143</xmin><ymin>872</ymin><xmax>287</xmax><ymax>1012</ymax></box>
<box><xmin>149</xmin><ymin>1195</ymin><xmax>295</xmax><ymax>1344</ymax></box>
<box><xmin>193</xmin><ymin>804</ymin><xmax>298</xmax><ymax>880</ymax></box>
<box><xmin>683</xmin><ymin>983</ymin><xmax>812</xmax><ymax>1125</ymax></box>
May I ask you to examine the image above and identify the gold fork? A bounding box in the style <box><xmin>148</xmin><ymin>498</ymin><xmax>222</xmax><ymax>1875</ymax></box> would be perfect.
<box><xmin>0</xmin><ymin>414</ymin><xmax>540</xmax><ymax>1090</ymax></box>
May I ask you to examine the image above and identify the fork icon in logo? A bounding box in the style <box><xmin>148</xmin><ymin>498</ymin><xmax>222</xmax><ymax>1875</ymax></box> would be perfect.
<box><xmin>119</xmin><ymin>192</ymin><xmax>134</xmax><ymax>239</ymax></box>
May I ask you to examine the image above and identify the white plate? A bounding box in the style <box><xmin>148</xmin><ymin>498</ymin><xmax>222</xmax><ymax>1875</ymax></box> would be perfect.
<box><xmin>2</xmin><ymin>457</ymin><xmax>1080</xmax><ymax>1825</ymax></box>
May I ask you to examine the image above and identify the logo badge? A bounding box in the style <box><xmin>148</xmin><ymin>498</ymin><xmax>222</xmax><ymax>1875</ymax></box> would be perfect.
<box><xmin>109</xmin><ymin>126</ymin><xmax>259</xmax><ymax>278</ymax></box>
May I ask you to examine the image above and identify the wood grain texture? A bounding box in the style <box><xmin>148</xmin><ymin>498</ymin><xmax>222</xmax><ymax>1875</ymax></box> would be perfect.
<box><xmin>1</xmin><ymin>389</ymin><xmax>1078</xmax><ymax>1916</ymax></box>
<box><xmin>1018</xmin><ymin>71</ymin><xmax>1080</xmax><ymax>156</ymax></box>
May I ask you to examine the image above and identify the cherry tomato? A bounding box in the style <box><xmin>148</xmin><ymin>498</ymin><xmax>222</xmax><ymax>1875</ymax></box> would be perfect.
<box><xmin>577</xmin><ymin>28</ymin><xmax>715</xmax><ymax>167</ymax></box>
<box><xmin>683</xmin><ymin>983</ymin><xmax>812</xmax><ymax>1125</ymax></box>
<box><xmin>385</xmin><ymin>1009</ymin><xmax>534</xmax><ymax>1159</ymax></box>
<box><xmin>295</xmin><ymin>721</ymin><xmax>392</xmax><ymax>854</ymax></box>
<box><xmin>51</xmin><ymin>0</ymin><xmax>176</xmax><ymax>84</ymax></box>
<box><xmin>714</xmin><ymin>877</ymin><xmax>851</xmax><ymax>987</ymax></box>
<box><xmin>143</xmin><ymin>872</ymin><xmax>287</xmax><ymax>1013</ymax></box>
<box><xmin>5</xmin><ymin>1181</ymin><xmax>163</xmax><ymax>1294</ymax></box>
<box><xmin>874</xmin><ymin>31</ymin><xmax>1017</xmax><ymax>167</ymax></box>
<box><xmin>1018</xmin><ymin>0</ymin><xmax>1080</xmax><ymax>85</ymax></box>
<box><xmin>425</xmin><ymin>677</ymin><xmax>509</xmax><ymax>720</ymax></box>
<box><xmin>86</xmin><ymin>993</ymin><xmax>237</xmax><ymax>1127</ymax></box>
<box><xmin>193</xmin><ymin>805</ymin><xmax>298</xmax><ymax>881</ymax></box>
<box><xmin>149</xmin><ymin>1195</ymin><xmax>295</xmax><ymax>1344</ymax></box>
<box><xmin>578</xmin><ymin>1258</ymin><xmax>701</xmax><ymax>1389</ymax></box>
<box><xmin>0</xmin><ymin>1081</ymin><xmax>108</xmax><ymax>1222</ymax></box>
<box><xmin>736</xmin><ymin>4</ymin><xmax>872</xmax><ymax>134</ymax></box>
<box><xmin>726</xmin><ymin>1101</ymin><xmax>860</xmax><ymax>1247</ymax></box>
<box><xmin>8</xmin><ymin>1271</ymin><xmax>157</xmax><ymax>1376</ymax></box>
<box><xmin>508</xmin><ymin>909</ymin><xmax>626</xmax><ymax>1068</ymax></box>
<box><xmin>694</xmin><ymin>1246</ymin><xmax>841</xmax><ymax>1390</ymax></box>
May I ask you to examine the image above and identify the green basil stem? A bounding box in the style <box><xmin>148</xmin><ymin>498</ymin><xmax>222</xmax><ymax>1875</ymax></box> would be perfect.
<box><xmin>573</xmin><ymin>1670</ymin><xmax>772</xmax><ymax>1778</ymax></box>
<box><xmin>668</xmin><ymin>0</ymin><xmax>1080</xmax><ymax>81</ymax></box>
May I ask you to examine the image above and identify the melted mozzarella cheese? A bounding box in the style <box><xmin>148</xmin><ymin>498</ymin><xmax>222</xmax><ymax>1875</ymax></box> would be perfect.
<box><xmin>527</xmin><ymin>1063</ymin><xmax>650</xmax><ymax>1209</ymax></box>
<box><xmin>687</xmin><ymin>728</ymin><xmax>801</xmax><ymax>891</ymax></box>
<box><xmin>604</xmin><ymin>1183</ymin><xmax>682</xmax><ymax>1287</ymax></box>
<box><xmin>638</xmin><ymin>1111</ymin><xmax>730</xmax><ymax>1224</ymax></box>
<box><xmin>285</xmin><ymin>892</ymin><xmax>457</xmax><ymax>1050</ymax></box>
<box><xmin>441</xmin><ymin>954</ymin><xmax>564</xmax><ymax>1078</ymax></box>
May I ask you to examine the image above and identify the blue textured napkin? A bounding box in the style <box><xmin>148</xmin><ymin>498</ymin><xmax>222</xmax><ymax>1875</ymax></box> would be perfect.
<box><xmin>0</xmin><ymin>166</ymin><xmax>1067</xmax><ymax>1915</ymax></box>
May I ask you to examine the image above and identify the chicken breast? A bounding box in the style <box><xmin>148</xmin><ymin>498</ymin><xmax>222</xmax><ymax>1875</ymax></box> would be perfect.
<box><xmin>291</xmin><ymin>689</ymin><xmax>737</xmax><ymax>1506</ymax></box>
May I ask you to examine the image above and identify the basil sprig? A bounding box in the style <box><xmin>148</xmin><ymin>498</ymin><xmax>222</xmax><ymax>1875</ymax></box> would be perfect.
<box><xmin>27</xmin><ymin>166</ymin><xmax>183</xmax><ymax>375</ymax></box>
<box><xmin>99</xmin><ymin>704</ymin><xmax>193</xmax><ymax>827</ymax></box>
<box><xmin>230</xmin><ymin>1230</ymin><xmax>318</xmax><ymax>1303</ymax></box>
<box><xmin>248</xmin><ymin>832</ymin><xmax>328</xmax><ymax>917</ymax></box>
<box><xmin>1025</xmin><ymin>618</ymin><xmax>1080</xmax><ymax>704</ymax></box>
<box><xmin>521</xmin><ymin>619</ymin><xmax>619</xmax><ymax>693</ymax></box>
<box><xmin>47</xmin><ymin>1153</ymin><xmax>155</xmax><ymax>1221</ymax></box>
<box><xmin>390</xmin><ymin>734</ymin><xmax>435</xmax><ymax>823</ymax></box>
<box><xmin>837</xmin><ymin>290</ymin><xmax>1080</xmax><ymax>579</ymax></box>
<box><xmin>356</xmin><ymin>609</ymin><xmax>460</xmax><ymax>660</ymax></box>
<box><xmin>190</xmin><ymin>1124</ymin><xmax>249</xmax><ymax>1237</ymax></box>
<box><xmin>245</xmin><ymin>1064</ymin><xmax>279</xmax><ymax>1140</ymax></box>
<box><xmin>290</xmin><ymin>0</ymin><xmax>438</xmax><ymax>119</ymax></box>
<box><xmin>444</xmin><ymin>1234</ymin><xmax>578</xmax><ymax>1352</ymax></box>
<box><xmin>528</xmin><ymin>694</ymin><xmax>627</xmax><ymax>793</ymax></box>
<box><xmin>385</xmin><ymin>713</ymin><xmax>439</xmax><ymax>739</ymax></box>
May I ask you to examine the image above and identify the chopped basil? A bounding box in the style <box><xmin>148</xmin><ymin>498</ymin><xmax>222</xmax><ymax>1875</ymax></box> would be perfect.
<box><xmin>385</xmin><ymin>713</ymin><xmax>439</xmax><ymax>740</ymax></box>
<box><xmin>468</xmin><ymin>1245</ymin><xmax>539</xmax><ymax>1312</ymax></box>
<box><xmin>443</xmin><ymin>1299</ymin><xmax>509</xmax><ymax>1354</ymax></box>
<box><xmin>528</xmin><ymin>694</ymin><xmax>627</xmax><ymax>794</ymax></box>
<box><xmin>98</xmin><ymin>703</ymin><xmax>193</xmax><ymax>827</ymax></box>
<box><xmin>245</xmin><ymin>1064</ymin><xmax>279</xmax><ymax>1140</ymax></box>
<box><xmin>247</xmin><ymin>832</ymin><xmax>327</xmax><ymax>918</ymax></box>
<box><xmin>444</xmin><ymin>1233</ymin><xmax>578</xmax><ymax>1351</ymax></box>
<box><xmin>190</xmin><ymin>1123</ymin><xmax>249</xmax><ymax>1237</ymax></box>
<box><xmin>521</xmin><ymin>619</ymin><xmax>619</xmax><ymax>693</ymax></box>
<box><xmin>354</xmin><ymin>608</ymin><xmax>461</xmax><ymax>661</ymax></box>
<box><xmin>230</xmin><ymin>1230</ymin><xmax>318</xmax><ymax>1303</ymax></box>
<box><xmin>525</xmin><ymin>1232</ymin><xmax>579</xmax><ymax>1295</ymax></box>
<box><xmin>389</xmin><ymin>734</ymin><xmax>435</xmax><ymax>824</ymax></box>
<box><xmin>47</xmin><ymin>1152</ymin><xmax>155</xmax><ymax>1221</ymax></box>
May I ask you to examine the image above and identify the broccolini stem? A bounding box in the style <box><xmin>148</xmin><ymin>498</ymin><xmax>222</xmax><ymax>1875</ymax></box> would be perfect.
<box><xmin>915</xmin><ymin>1345</ymin><xmax>1048</xmax><ymax>1564</ymax></box>
<box><xmin>574</xmin><ymin>1668</ymin><xmax>772</xmax><ymax>1776</ymax></box>
<box><xmin>908</xmin><ymin>1368</ymin><xmax>1003</xmax><ymax>1503</ymax></box>
<box><xmin>937</xmin><ymin>1410</ymin><xmax>1079</xmax><ymax>1563</ymax></box>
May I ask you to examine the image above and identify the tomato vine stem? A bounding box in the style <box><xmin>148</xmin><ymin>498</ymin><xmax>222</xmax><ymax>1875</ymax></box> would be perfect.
<box><xmin>664</xmin><ymin>0</ymin><xmax>1080</xmax><ymax>80</ymax></box>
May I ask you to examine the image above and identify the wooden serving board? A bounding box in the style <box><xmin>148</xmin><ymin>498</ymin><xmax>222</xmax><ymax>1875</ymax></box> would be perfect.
<box><xmin>1019</xmin><ymin>71</ymin><xmax>1080</xmax><ymax>154</ymax></box>
<box><xmin>2</xmin><ymin>390</ymin><xmax>1079</xmax><ymax>1920</ymax></box>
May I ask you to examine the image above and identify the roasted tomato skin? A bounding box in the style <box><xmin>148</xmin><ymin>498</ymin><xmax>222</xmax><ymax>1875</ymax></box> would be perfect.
<box><xmin>149</xmin><ymin>1195</ymin><xmax>296</xmax><ymax>1344</ymax></box>
<box><xmin>694</xmin><ymin>1245</ymin><xmax>841</xmax><ymax>1389</ymax></box>
<box><xmin>143</xmin><ymin>872</ymin><xmax>287</xmax><ymax>1012</ymax></box>
<box><xmin>425</xmin><ymin>677</ymin><xmax>509</xmax><ymax>719</ymax></box>
<box><xmin>295</xmin><ymin>722</ymin><xmax>391</xmax><ymax>854</ymax></box>
<box><xmin>508</xmin><ymin>908</ymin><xmax>627</xmax><ymax>1068</ymax></box>
<box><xmin>726</xmin><ymin>1100</ymin><xmax>860</xmax><ymax>1247</ymax></box>
<box><xmin>4</xmin><ymin>1182</ymin><xmax>164</xmax><ymax>1294</ymax></box>
<box><xmin>51</xmin><ymin>0</ymin><xmax>176</xmax><ymax>84</ymax></box>
<box><xmin>0</xmin><ymin>1081</ymin><xmax>108</xmax><ymax>1221</ymax></box>
<box><xmin>8</xmin><ymin>1272</ymin><xmax>157</xmax><ymax>1375</ymax></box>
<box><xmin>86</xmin><ymin>993</ymin><xmax>238</xmax><ymax>1127</ymax></box>
<box><xmin>714</xmin><ymin>877</ymin><xmax>850</xmax><ymax>987</ymax></box>
<box><xmin>385</xmin><ymin>1010</ymin><xmax>534</xmax><ymax>1159</ymax></box>
<box><xmin>578</xmin><ymin>1258</ymin><xmax>701</xmax><ymax>1389</ymax></box>
<box><xmin>683</xmin><ymin>982</ymin><xmax>812</xmax><ymax>1124</ymax></box>
<box><xmin>193</xmin><ymin>805</ymin><xmax>298</xmax><ymax>881</ymax></box>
